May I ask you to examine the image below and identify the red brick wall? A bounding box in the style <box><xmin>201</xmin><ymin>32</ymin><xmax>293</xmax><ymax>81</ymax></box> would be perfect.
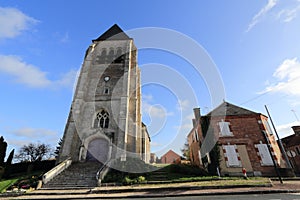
<box><xmin>210</xmin><ymin>114</ymin><xmax>285</xmax><ymax>176</ymax></box>
<box><xmin>161</xmin><ymin>150</ymin><xmax>181</xmax><ymax>164</ymax></box>
<box><xmin>188</xmin><ymin>124</ymin><xmax>203</xmax><ymax>167</ymax></box>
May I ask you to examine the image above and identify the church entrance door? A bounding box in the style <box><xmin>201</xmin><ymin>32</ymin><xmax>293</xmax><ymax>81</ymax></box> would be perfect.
<box><xmin>86</xmin><ymin>138</ymin><xmax>109</xmax><ymax>163</ymax></box>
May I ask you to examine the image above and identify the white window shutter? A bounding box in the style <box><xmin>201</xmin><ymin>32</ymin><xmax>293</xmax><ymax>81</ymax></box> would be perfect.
<box><xmin>224</xmin><ymin>145</ymin><xmax>240</xmax><ymax>167</ymax></box>
<box><xmin>257</xmin><ymin>144</ymin><xmax>273</xmax><ymax>166</ymax></box>
<box><xmin>218</xmin><ymin>120</ymin><xmax>233</xmax><ymax>136</ymax></box>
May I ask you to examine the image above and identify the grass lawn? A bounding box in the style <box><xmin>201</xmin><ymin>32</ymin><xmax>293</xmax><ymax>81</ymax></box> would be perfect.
<box><xmin>0</xmin><ymin>171</ymin><xmax>45</xmax><ymax>193</ymax></box>
<box><xmin>0</xmin><ymin>178</ymin><xmax>18</xmax><ymax>192</ymax></box>
<box><xmin>97</xmin><ymin>177</ymin><xmax>271</xmax><ymax>191</ymax></box>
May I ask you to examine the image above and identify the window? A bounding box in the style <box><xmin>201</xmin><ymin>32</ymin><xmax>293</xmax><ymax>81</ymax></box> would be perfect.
<box><xmin>218</xmin><ymin>120</ymin><xmax>233</xmax><ymax>136</ymax></box>
<box><xmin>116</xmin><ymin>48</ymin><xmax>122</xmax><ymax>57</ymax></box>
<box><xmin>263</xmin><ymin>119</ymin><xmax>273</xmax><ymax>135</ymax></box>
<box><xmin>256</xmin><ymin>143</ymin><xmax>273</xmax><ymax>166</ymax></box>
<box><xmin>194</xmin><ymin>130</ymin><xmax>199</xmax><ymax>142</ymax></box>
<box><xmin>108</xmin><ymin>49</ymin><xmax>114</xmax><ymax>63</ymax></box>
<box><xmin>96</xmin><ymin>49</ymin><xmax>107</xmax><ymax>64</ymax></box>
<box><xmin>103</xmin><ymin>87</ymin><xmax>109</xmax><ymax>95</ymax></box>
<box><xmin>94</xmin><ymin>110</ymin><xmax>109</xmax><ymax>128</ymax></box>
<box><xmin>198</xmin><ymin>150</ymin><xmax>202</xmax><ymax>164</ymax></box>
<box><xmin>223</xmin><ymin>145</ymin><xmax>241</xmax><ymax>167</ymax></box>
<box><xmin>296</xmin><ymin>146</ymin><xmax>300</xmax><ymax>155</ymax></box>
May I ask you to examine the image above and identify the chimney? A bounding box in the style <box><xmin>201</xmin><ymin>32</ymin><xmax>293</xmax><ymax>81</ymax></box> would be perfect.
<box><xmin>192</xmin><ymin>119</ymin><xmax>196</xmax><ymax>128</ymax></box>
<box><xmin>193</xmin><ymin>108</ymin><xmax>201</xmax><ymax>120</ymax></box>
<box><xmin>292</xmin><ymin>126</ymin><xmax>300</xmax><ymax>135</ymax></box>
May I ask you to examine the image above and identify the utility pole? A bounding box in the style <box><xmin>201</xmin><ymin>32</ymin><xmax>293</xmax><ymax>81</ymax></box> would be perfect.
<box><xmin>265</xmin><ymin>105</ymin><xmax>292</xmax><ymax>169</ymax></box>
<box><xmin>262</xmin><ymin>130</ymin><xmax>283</xmax><ymax>184</ymax></box>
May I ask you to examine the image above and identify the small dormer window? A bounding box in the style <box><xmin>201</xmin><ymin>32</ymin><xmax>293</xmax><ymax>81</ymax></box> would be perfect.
<box><xmin>218</xmin><ymin>119</ymin><xmax>233</xmax><ymax>137</ymax></box>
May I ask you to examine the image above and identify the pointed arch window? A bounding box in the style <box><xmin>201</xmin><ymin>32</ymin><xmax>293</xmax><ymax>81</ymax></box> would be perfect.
<box><xmin>108</xmin><ymin>49</ymin><xmax>115</xmax><ymax>63</ymax></box>
<box><xmin>94</xmin><ymin>110</ymin><xmax>109</xmax><ymax>128</ymax></box>
<box><xmin>113</xmin><ymin>48</ymin><xmax>124</xmax><ymax>64</ymax></box>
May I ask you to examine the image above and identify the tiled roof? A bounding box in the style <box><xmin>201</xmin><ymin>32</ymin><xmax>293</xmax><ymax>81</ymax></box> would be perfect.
<box><xmin>206</xmin><ymin>101</ymin><xmax>260</xmax><ymax>116</ymax></box>
<box><xmin>93</xmin><ymin>24</ymin><xmax>131</xmax><ymax>41</ymax></box>
<box><xmin>282</xmin><ymin>134</ymin><xmax>300</xmax><ymax>147</ymax></box>
<box><xmin>161</xmin><ymin>150</ymin><xmax>181</xmax><ymax>158</ymax></box>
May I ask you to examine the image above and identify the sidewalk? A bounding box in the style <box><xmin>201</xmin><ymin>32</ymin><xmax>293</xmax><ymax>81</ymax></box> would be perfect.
<box><xmin>1</xmin><ymin>180</ymin><xmax>300</xmax><ymax>199</ymax></box>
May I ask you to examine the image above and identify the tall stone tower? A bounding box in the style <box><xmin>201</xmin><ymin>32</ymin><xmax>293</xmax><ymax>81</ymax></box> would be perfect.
<box><xmin>58</xmin><ymin>24</ymin><xmax>150</xmax><ymax>164</ymax></box>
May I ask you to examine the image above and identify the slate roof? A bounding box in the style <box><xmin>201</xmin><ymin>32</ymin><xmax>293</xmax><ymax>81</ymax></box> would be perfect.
<box><xmin>161</xmin><ymin>150</ymin><xmax>181</xmax><ymax>158</ymax></box>
<box><xmin>282</xmin><ymin>134</ymin><xmax>300</xmax><ymax>147</ymax></box>
<box><xmin>206</xmin><ymin>101</ymin><xmax>260</xmax><ymax>117</ymax></box>
<box><xmin>93</xmin><ymin>24</ymin><xmax>131</xmax><ymax>41</ymax></box>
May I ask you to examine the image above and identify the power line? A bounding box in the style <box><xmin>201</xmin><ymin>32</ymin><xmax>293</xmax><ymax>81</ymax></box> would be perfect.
<box><xmin>291</xmin><ymin>109</ymin><xmax>300</xmax><ymax>122</ymax></box>
<box><xmin>240</xmin><ymin>91</ymin><xmax>270</xmax><ymax>105</ymax></box>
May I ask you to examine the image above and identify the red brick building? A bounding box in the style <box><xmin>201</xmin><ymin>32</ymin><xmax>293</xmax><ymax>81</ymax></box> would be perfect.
<box><xmin>282</xmin><ymin>126</ymin><xmax>300</xmax><ymax>175</ymax></box>
<box><xmin>187</xmin><ymin>101</ymin><xmax>288</xmax><ymax>176</ymax></box>
<box><xmin>160</xmin><ymin>150</ymin><xmax>181</xmax><ymax>164</ymax></box>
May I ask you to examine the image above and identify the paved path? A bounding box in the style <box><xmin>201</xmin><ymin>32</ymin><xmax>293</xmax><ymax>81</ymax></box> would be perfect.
<box><xmin>1</xmin><ymin>180</ymin><xmax>300</xmax><ymax>199</ymax></box>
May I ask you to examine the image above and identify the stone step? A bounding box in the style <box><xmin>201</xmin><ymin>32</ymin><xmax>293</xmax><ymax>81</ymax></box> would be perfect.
<box><xmin>42</xmin><ymin>162</ymin><xmax>102</xmax><ymax>189</ymax></box>
<box><xmin>147</xmin><ymin>168</ymin><xmax>169</xmax><ymax>181</ymax></box>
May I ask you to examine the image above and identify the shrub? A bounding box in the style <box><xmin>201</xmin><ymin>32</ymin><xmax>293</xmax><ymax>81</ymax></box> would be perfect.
<box><xmin>122</xmin><ymin>176</ymin><xmax>133</xmax><ymax>185</ymax></box>
<box><xmin>137</xmin><ymin>176</ymin><xmax>146</xmax><ymax>183</ymax></box>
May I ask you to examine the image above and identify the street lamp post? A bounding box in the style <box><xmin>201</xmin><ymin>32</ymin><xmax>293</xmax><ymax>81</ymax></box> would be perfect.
<box><xmin>265</xmin><ymin>105</ymin><xmax>292</xmax><ymax>169</ymax></box>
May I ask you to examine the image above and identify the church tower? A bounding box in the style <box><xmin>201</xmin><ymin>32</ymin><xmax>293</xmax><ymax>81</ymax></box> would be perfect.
<box><xmin>58</xmin><ymin>24</ymin><xmax>150</xmax><ymax>164</ymax></box>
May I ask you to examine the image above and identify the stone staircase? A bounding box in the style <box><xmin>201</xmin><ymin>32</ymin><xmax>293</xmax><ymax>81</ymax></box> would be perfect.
<box><xmin>42</xmin><ymin>162</ymin><xmax>102</xmax><ymax>189</ymax></box>
<box><xmin>147</xmin><ymin>167</ymin><xmax>169</xmax><ymax>182</ymax></box>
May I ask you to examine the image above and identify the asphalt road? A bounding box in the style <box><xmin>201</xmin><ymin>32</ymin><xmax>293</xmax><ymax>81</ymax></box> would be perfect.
<box><xmin>108</xmin><ymin>193</ymin><xmax>300</xmax><ymax>200</ymax></box>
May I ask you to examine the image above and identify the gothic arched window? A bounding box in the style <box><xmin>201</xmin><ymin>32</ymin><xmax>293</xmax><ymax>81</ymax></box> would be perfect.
<box><xmin>94</xmin><ymin>110</ymin><xmax>109</xmax><ymax>128</ymax></box>
<box><xmin>95</xmin><ymin>49</ymin><xmax>107</xmax><ymax>64</ymax></box>
<box><xmin>108</xmin><ymin>49</ymin><xmax>114</xmax><ymax>63</ymax></box>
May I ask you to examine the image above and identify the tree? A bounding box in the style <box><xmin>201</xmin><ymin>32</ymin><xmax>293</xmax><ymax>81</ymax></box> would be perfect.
<box><xmin>54</xmin><ymin>138</ymin><xmax>63</xmax><ymax>158</ymax></box>
<box><xmin>15</xmin><ymin>142</ymin><xmax>52</xmax><ymax>162</ymax></box>
<box><xmin>181</xmin><ymin>139</ymin><xmax>190</xmax><ymax>160</ymax></box>
<box><xmin>3</xmin><ymin>149</ymin><xmax>14</xmax><ymax>178</ymax></box>
<box><xmin>6</xmin><ymin>149</ymin><xmax>14</xmax><ymax>165</ymax></box>
<box><xmin>0</xmin><ymin>136</ymin><xmax>7</xmax><ymax>166</ymax></box>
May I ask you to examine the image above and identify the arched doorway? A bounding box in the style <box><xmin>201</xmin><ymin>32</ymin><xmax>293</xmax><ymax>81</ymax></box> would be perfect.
<box><xmin>86</xmin><ymin>138</ymin><xmax>109</xmax><ymax>163</ymax></box>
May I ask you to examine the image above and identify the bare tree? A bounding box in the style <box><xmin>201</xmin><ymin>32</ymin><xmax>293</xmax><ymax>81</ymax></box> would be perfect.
<box><xmin>15</xmin><ymin>142</ymin><xmax>53</xmax><ymax>162</ymax></box>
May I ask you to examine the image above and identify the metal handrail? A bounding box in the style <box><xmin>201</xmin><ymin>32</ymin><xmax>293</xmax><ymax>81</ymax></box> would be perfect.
<box><xmin>96</xmin><ymin>159</ymin><xmax>111</xmax><ymax>186</ymax></box>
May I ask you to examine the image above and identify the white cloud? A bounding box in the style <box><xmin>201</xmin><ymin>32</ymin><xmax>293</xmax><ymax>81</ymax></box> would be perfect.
<box><xmin>263</xmin><ymin>58</ymin><xmax>300</xmax><ymax>96</ymax></box>
<box><xmin>7</xmin><ymin>127</ymin><xmax>60</xmax><ymax>151</ymax></box>
<box><xmin>175</xmin><ymin>122</ymin><xmax>193</xmax><ymax>132</ymax></box>
<box><xmin>54</xmin><ymin>31</ymin><xmax>70</xmax><ymax>43</ymax></box>
<box><xmin>150</xmin><ymin>142</ymin><xmax>163</xmax><ymax>147</ymax></box>
<box><xmin>143</xmin><ymin>101</ymin><xmax>173</xmax><ymax>118</ymax></box>
<box><xmin>277</xmin><ymin>4</ymin><xmax>300</xmax><ymax>23</ymax></box>
<box><xmin>174</xmin><ymin>112</ymin><xmax>194</xmax><ymax>133</ymax></box>
<box><xmin>0</xmin><ymin>55</ymin><xmax>77</xmax><ymax>89</ymax></box>
<box><xmin>10</xmin><ymin>127</ymin><xmax>57</xmax><ymax>138</ymax></box>
<box><xmin>0</xmin><ymin>7</ymin><xmax>38</xmax><ymax>39</ymax></box>
<box><xmin>60</xmin><ymin>32</ymin><xmax>69</xmax><ymax>43</ymax></box>
<box><xmin>246</xmin><ymin>0</ymin><xmax>278</xmax><ymax>32</ymax></box>
<box><xmin>142</xmin><ymin>94</ymin><xmax>153</xmax><ymax>102</ymax></box>
<box><xmin>277</xmin><ymin>121</ymin><xmax>299</xmax><ymax>138</ymax></box>
<box><xmin>142</xmin><ymin>95</ymin><xmax>173</xmax><ymax>118</ymax></box>
<box><xmin>54</xmin><ymin>69</ymin><xmax>78</xmax><ymax>88</ymax></box>
<box><xmin>142</xmin><ymin>96</ymin><xmax>173</xmax><ymax>137</ymax></box>
<box><xmin>177</xmin><ymin>99</ymin><xmax>190</xmax><ymax>111</ymax></box>
<box><xmin>0</xmin><ymin>55</ymin><xmax>51</xmax><ymax>87</ymax></box>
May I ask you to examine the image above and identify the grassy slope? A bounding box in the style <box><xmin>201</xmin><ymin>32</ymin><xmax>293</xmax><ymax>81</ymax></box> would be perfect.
<box><xmin>0</xmin><ymin>178</ymin><xmax>18</xmax><ymax>192</ymax></box>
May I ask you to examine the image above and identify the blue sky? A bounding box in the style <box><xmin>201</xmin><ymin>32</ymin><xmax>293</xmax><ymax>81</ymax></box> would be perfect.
<box><xmin>0</xmin><ymin>0</ymin><xmax>300</xmax><ymax>159</ymax></box>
